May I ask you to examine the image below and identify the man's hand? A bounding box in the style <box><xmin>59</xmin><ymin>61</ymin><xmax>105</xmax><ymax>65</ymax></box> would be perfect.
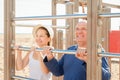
<box><xmin>75</xmin><ymin>48</ymin><xmax>87</xmax><ymax>63</ymax></box>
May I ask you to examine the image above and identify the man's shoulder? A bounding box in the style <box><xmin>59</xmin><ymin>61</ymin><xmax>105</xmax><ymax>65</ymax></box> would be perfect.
<box><xmin>67</xmin><ymin>45</ymin><xmax>78</xmax><ymax>50</ymax></box>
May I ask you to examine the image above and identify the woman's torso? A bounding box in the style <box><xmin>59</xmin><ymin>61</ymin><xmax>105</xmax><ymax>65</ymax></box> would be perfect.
<box><xmin>28</xmin><ymin>51</ymin><xmax>51</xmax><ymax>80</ymax></box>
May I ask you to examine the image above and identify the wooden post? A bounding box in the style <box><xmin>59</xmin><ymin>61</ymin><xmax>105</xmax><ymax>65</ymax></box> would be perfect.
<box><xmin>87</xmin><ymin>0</ymin><xmax>101</xmax><ymax>80</ymax></box>
<box><xmin>66</xmin><ymin>2</ymin><xmax>74</xmax><ymax>48</ymax></box>
<box><xmin>101</xmin><ymin>8</ymin><xmax>111</xmax><ymax>71</ymax></box>
<box><xmin>101</xmin><ymin>8</ymin><xmax>111</xmax><ymax>52</ymax></box>
<box><xmin>73</xmin><ymin>0</ymin><xmax>79</xmax><ymax>44</ymax></box>
<box><xmin>52</xmin><ymin>0</ymin><xmax>57</xmax><ymax>48</ymax></box>
<box><xmin>4</xmin><ymin>0</ymin><xmax>15</xmax><ymax>80</ymax></box>
<box><xmin>51</xmin><ymin>1</ymin><xmax>57</xmax><ymax>80</ymax></box>
<box><xmin>57</xmin><ymin>30</ymin><xmax>64</xmax><ymax>80</ymax></box>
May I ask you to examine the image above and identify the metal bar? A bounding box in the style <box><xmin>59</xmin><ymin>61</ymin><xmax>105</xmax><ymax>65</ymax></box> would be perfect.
<box><xmin>98</xmin><ymin>52</ymin><xmax>120</xmax><ymax>58</ymax></box>
<box><xmin>1</xmin><ymin>44</ymin><xmax>76</xmax><ymax>54</ymax></box>
<box><xmin>15</xmin><ymin>24</ymin><xmax>69</xmax><ymax>29</ymax></box>
<box><xmin>12</xmin><ymin>75</ymin><xmax>36</xmax><ymax>80</ymax></box>
<box><xmin>14</xmin><ymin>14</ymin><xmax>87</xmax><ymax>21</ymax></box>
<box><xmin>3</xmin><ymin>44</ymin><xmax>120</xmax><ymax>56</ymax></box>
<box><xmin>14</xmin><ymin>13</ymin><xmax>120</xmax><ymax>21</ymax></box>
<box><xmin>17</xmin><ymin>46</ymin><xmax>76</xmax><ymax>54</ymax></box>
<box><xmin>0</xmin><ymin>44</ymin><xmax>86</xmax><ymax>54</ymax></box>
<box><xmin>99</xmin><ymin>13</ymin><xmax>120</xmax><ymax>18</ymax></box>
<box><xmin>3</xmin><ymin>44</ymin><xmax>120</xmax><ymax>57</ymax></box>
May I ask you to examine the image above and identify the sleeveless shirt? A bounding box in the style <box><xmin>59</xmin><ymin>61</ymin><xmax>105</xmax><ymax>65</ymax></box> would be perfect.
<box><xmin>28</xmin><ymin>51</ymin><xmax>52</xmax><ymax>80</ymax></box>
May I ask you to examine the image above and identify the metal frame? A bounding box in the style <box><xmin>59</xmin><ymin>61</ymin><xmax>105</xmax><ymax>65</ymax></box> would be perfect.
<box><xmin>12</xmin><ymin>75</ymin><xmax>36</xmax><ymax>80</ymax></box>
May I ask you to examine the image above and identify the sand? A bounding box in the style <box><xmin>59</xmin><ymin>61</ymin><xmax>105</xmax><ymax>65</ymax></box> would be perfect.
<box><xmin>0</xmin><ymin>33</ymin><xmax>119</xmax><ymax>80</ymax></box>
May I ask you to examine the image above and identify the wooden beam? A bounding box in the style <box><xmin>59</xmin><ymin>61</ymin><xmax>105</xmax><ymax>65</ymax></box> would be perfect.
<box><xmin>103</xmin><ymin>2</ymin><xmax>120</xmax><ymax>9</ymax></box>
<box><xmin>87</xmin><ymin>0</ymin><xmax>101</xmax><ymax>80</ymax></box>
<box><xmin>4</xmin><ymin>0</ymin><xmax>15</xmax><ymax>80</ymax></box>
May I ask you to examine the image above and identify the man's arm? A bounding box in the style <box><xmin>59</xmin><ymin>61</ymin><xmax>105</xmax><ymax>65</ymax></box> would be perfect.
<box><xmin>43</xmin><ymin>56</ymin><xmax>64</xmax><ymax>76</ymax></box>
<box><xmin>102</xmin><ymin>57</ymin><xmax>111</xmax><ymax>80</ymax></box>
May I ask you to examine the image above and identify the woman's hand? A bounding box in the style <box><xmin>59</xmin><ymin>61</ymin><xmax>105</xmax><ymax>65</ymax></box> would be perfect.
<box><xmin>30</xmin><ymin>46</ymin><xmax>36</xmax><ymax>52</ymax></box>
<box><xmin>14</xmin><ymin>45</ymin><xmax>22</xmax><ymax>54</ymax></box>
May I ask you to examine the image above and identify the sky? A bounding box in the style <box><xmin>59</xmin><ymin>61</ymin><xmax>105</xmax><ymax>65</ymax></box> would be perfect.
<box><xmin>0</xmin><ymin>0</ymin><xmax>120</xmax><ymax>33</ymax></box>
<box><xmin>0</xmin><ymin>0</ymin><xmax>3</xmax><ymax>33</ymax></box>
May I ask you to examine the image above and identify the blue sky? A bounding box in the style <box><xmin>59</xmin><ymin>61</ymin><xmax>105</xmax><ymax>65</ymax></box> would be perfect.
<box><xmin>0</xmin><ymin>0</ymin><xmax>120</xmax><ymax>33</ymax></box>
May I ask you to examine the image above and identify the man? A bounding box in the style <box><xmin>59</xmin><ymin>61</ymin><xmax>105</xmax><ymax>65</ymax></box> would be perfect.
<box><xmin>43</xmin><ymin>21</ymin><xmax>111</xmax><ymax>80</ymax></box>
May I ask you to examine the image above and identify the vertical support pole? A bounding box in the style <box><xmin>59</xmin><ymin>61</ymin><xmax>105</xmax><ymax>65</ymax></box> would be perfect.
<box><xmin>101</xmin><ymin>8</ymin><xmax>111</xmax><ymax>71</ymax></box>
<box><xmin>52</xmin><ymin>1</ymin><xmax>57</xmax><ymax>80</ymax></box>
<box><xmin>102</xmin><ymin>8</ymin><xmax>111</xmax><ymax>52</ymax></box>
<box><xmin>87</xmin><ymin>0</ymin><xmax>92</xmax><ymax>79</ymax></box>
<box><xmin>66</xmin><ymin>2</ymin><xmax>74</xmax><ymax>48</ymax></box>
<box><xmin>73</xmin><ymin>0</ymin><xmax>79</xmax><ymax>44</ymax></box>
<box><xmin>52</xmin><ymin>0</ymin><xmax>57</xmax><ymax>48</ymax></box>
<box><xmin>57</xmin><ymin>30</ymin><xmax>63</xmax><ymax>49</ymax></box>
<box><xmin>57</xmin><ymin>30</ymin><xmax>64</xmax><ymax>80</ymax></box>
<box><xmin>87</xmin><ymin>0</ymin><xmax>101</xmax><ymax>80</ymax></box>
<box><xmin>4</xmin><ymin>0</ymin><xmax>15</xmax><ymax>80</ymax></box>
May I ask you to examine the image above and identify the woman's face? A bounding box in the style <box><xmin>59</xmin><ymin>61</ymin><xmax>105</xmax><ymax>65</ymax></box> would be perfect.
<box><xmin>34</xmin><ymin>29</ymin><xmax>50</xmax><ymax>47</ymax></box>
<box><xmin>75</xmin><ymin>22</ymin><xmax>87</xmax><ymax>44</ymax></box>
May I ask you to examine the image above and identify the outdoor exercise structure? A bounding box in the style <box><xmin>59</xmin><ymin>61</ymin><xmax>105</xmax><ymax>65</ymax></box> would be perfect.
<box><xmin>2</xmin><ymin>0</ymin><xmax>120</xmax><ymax>80</ymax></box>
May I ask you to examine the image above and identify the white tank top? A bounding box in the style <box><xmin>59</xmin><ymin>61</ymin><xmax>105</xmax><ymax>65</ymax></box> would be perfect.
<box><xmin>28</xmin><ymin>51</ymin><xmax>52</xmax><ymax>80</ymax></box>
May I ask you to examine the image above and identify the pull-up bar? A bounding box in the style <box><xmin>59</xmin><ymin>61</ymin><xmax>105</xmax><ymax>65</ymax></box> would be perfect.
<box><xmin>2</xmin><ymin>44</ymin><xmax>120</xmax><ymax>57</ymax></box>
<box><xmin>98</xmin><ymin>52</ymin><xmax>120</xmax><ymax>58</ymax></box>
<box><xmin>2</xmin><ymin>44</ymin><xmax>120</xmax><ymax>56</ymax></box>
<box><xmin>14</xmin><ymin>14</ymin><xmax>87</xmax><ymax>21</ymax></box>
<box><xmin>1</xmin><ymin>44</ymin><xmax>87</xmax><ymax>54</ymax></box>
<box><xmin>15</xmin><ymin>24</ymin><xmax>69</xmax><ymax>29</ymax></box>
<box><xmin>18</xmin><ymin>46</ymin><xmax>120</xmax><ymax>58</ymax></box>
<box><xmin>14</xmin><ymin>13</ymin><xmax>120</xmax><ymax>21</ymax></box>
<box><xmin>12</xmin><ymin>75</ymin><xmax>36</xmax><ymax>80</ymax></box>
<box><xmin>14</xmin><ymin>46</ymin><xmax>77</xmax><ymax>54</ymax></box>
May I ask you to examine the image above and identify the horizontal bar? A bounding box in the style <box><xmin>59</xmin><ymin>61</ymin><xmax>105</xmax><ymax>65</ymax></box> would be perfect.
<box><xmin>14</xmin><ymin>13</ymin><xmax>120</xmax><ymax>21</ymax></box>
<box><xmin>2</xmin><ymin>44</ymin><xmax>120</xmax><ymax>57</ymax></box>
<box><xmin>14</xmin><ymin>14</ymin><xmax>87</xmax><ymax>21</ymax></box>
<box><xmin>99</xmin><ymin>13</ymin><xmax>120</xmax><ymax>18</ymax></box>
<box><xmin>17</xmin><ymin>46</ymin><xmax>76</xmax><ymax>54</ymax></box>
<box><xmin>12</xmin><ymin>75</ymin><xmax>35</xmax><ymax>80</ymax></box>
<box><xmin>1</xmin><ymin>45</ymin><xmax>76</xmax><ymax>54</ymax></box>
<box><xmin>98</xmin><ymin>52</ymin><xmax>120</xmax><ymax>58</ymax></box>
<box><xmin>15</xmin><ymin>24</ymin><xmax>69</xmax><ymax>29</ymax></box>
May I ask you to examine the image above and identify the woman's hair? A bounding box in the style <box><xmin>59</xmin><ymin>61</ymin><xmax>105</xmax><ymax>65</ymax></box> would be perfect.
<box><xmin>35</xmin><ymin>27</ymin><xmax>50</xmax><ymax>46</ymax></box>
<box><xmin>32</xmin><ymin>24</ymin><xmax>54</xmax><ymax>46</ymax></box>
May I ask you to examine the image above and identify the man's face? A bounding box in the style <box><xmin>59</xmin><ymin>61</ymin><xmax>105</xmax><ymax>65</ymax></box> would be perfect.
<box><xmin>75</xmin><ymin>22</ymin><xmax>87</xmax><ymax>44</ymax></box>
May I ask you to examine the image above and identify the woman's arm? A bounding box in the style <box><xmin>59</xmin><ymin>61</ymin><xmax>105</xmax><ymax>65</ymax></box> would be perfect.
<box><xmin>15</xmin><ymin>48</ymin><xmax>30</xmax><ymax>70</ymax></box>
<box><xmin>37</xmin><ymin>51</ymin><xmax>50</xmax><ymax>74</ymax></box>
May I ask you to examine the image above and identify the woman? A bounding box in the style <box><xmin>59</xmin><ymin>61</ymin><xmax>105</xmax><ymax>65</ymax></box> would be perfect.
<box><xmin>15</xmin><ymin>24</ymin><xmax>54</xmax><ymax>80</ymax></box>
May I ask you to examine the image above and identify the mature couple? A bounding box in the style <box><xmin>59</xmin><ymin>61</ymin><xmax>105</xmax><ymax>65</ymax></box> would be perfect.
<box><xmin>15</xmin><ymin>21</ymin><xmax>111</xmax><ymax>80</ymax></box>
